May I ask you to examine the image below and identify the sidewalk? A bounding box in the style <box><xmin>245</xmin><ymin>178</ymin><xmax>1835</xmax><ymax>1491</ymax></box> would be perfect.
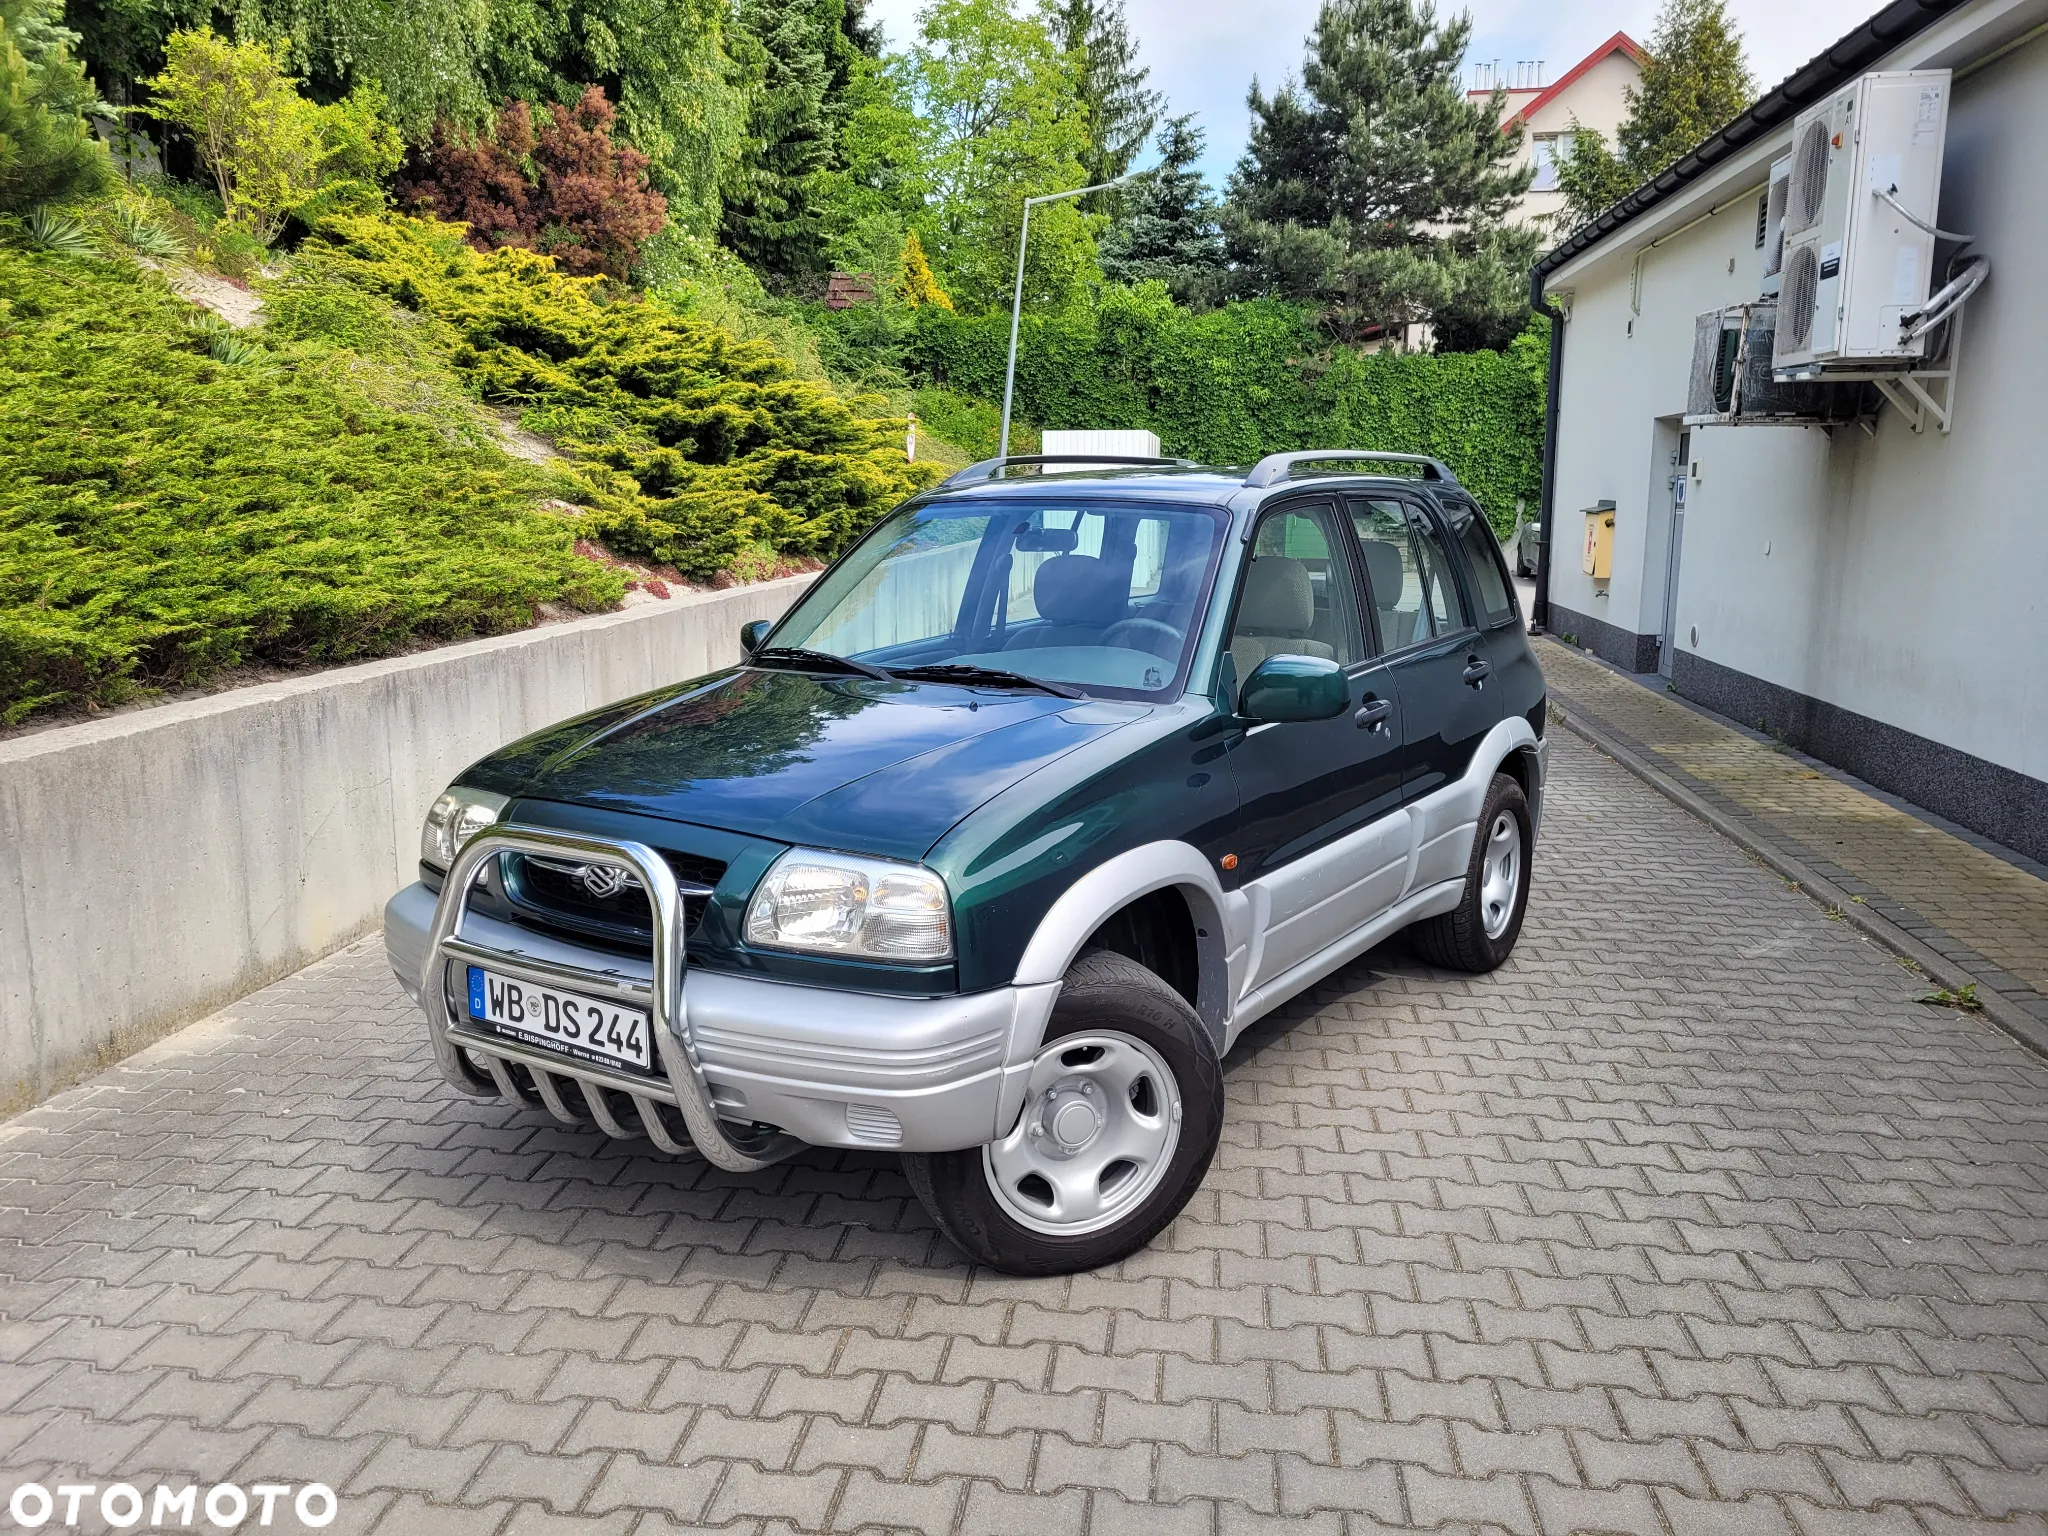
<box><xmin>1533</xmin><ymin>635</ymin><xmax>2048</xmax><ymax>1058</ymax></box>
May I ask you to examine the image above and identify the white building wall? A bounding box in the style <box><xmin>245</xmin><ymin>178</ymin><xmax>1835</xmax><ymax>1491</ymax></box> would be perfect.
<box><xmin>1543</xmin><ymin>16</ymin><xmax>2048</xmax><ymax>851</ymax></box>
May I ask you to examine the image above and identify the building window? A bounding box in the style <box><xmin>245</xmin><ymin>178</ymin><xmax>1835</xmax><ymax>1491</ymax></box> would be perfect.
<box><xmin>1530</xmin><ymin>134</ymin><xmax>1563</xmax><ymax>193</ymax></box>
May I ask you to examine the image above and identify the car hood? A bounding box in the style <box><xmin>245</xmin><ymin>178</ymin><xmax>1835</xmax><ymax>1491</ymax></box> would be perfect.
<box><xmin>465</xmin><ymin>666</ymin><xmax>1146</xmax><ymax>862</ymax></box>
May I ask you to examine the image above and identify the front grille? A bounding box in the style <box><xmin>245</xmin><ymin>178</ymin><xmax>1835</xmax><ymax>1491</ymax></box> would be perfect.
<box><xmin>500</xmin><ymin>849</ymin><xmax>725</xmax><ymax>953</ymax></box>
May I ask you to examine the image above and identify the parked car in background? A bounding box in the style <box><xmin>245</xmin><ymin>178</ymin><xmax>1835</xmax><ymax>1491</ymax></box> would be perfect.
<box><xmin>384</xmin><ymin>451</ymin><xmax>1547</xmax><ymax>1274</ymax></box>
<box><xmin>1511</xmin><ymin>514</ymin><xmax>1542</xmax><ymax>577</ymax></box>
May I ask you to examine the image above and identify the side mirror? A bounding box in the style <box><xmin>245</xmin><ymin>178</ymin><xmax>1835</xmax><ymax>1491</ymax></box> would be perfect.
<box><xmin>1239</xmin><ymin>654</ymin><xmax>1348</xmax><ymax>723</ymax></box>
<box><xmin>739</xmin><ymin>619</ymin><xmax>772</xmax><ymax>655</ymax></box>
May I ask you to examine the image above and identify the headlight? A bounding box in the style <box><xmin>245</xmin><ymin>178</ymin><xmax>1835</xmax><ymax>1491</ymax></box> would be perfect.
<box><xmin>744</xmin><ymin>849</ymin><xmax>952</xmax><ymax>963</ymax></box>
<box><xmin>421</xmin><ymin>786</ymin><xmax>509</xmax><ymax>870</ymax></box>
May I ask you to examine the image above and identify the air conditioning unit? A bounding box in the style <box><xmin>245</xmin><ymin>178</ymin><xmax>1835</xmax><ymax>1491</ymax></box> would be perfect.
<box><xmin>1758</xmin><ymin>154</ymin><xmax>1791</xmax><ymax>298</ymax></box>
<box><xmin>1687</xmin><ymin>304</ymin><xmax>1870</xmax><ymax>426</ymax></box>
<box><xmin>1772</xmin><ymin>70</ymin><xmax>1951</xmax><ymax>375</ymax></box>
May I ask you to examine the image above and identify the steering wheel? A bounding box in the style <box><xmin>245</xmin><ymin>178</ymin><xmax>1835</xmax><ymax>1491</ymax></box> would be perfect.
<box><xmin>1101</xmin><ymin>617</ymin><xmax>1184</xmax><ymax>659</ymax></box>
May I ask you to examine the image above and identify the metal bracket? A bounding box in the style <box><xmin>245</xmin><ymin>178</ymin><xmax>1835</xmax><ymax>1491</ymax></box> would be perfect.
<box><xmin>1796</xmin><ymin>301</ymin><xmax>1966</xmax><ymax>436</ymax></box>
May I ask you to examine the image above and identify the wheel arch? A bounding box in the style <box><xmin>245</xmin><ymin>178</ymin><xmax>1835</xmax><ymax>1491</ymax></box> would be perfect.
<box><xmin>1012</xmin><ymin>841</ymin><xmax>1235</xmax><ymax>1048</ymax></box>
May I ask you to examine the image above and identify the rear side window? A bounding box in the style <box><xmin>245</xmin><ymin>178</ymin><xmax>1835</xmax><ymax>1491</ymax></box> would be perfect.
<box><xmin>1346</xmin><ymin>498</ymin><xmax>1467</xmax><ymax>650</ymax></box>
<box><xmin>1440</xmin><ymin>496</ymin><xmax>1517</xmax><ymax>625</ymax></box>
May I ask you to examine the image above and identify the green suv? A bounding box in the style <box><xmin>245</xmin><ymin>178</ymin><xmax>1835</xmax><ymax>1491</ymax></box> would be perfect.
<box><xmin>384</xmin><ymin>451</ymin><xmax>1547</xmax><ymax>1274</ymax></box>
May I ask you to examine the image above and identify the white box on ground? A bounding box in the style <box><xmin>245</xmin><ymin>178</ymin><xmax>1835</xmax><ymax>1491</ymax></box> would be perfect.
<box><xmin>1040</xmin><ymin>429</ymin><xmax>1162</xmax><ymax>471</ymax></box>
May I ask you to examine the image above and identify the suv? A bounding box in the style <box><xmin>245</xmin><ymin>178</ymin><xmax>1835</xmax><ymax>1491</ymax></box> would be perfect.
<box><xmin>384</xmin><ymin>451</ymin><xmax>1546</xmax><ymax>1275</ymax></box>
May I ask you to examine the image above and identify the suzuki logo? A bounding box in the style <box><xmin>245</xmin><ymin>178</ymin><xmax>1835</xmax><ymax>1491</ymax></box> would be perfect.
<box><xmin>577</xmin><ymin>864</ymin><xmax>634</xmax><ymax>899</ymax></box>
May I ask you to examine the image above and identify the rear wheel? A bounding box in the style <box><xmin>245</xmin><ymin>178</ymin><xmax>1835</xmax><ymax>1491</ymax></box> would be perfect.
<box><xmin>904</xmin><ymin>948</ymin><xmax>1223</xmax><ymax>1276</ymax></box>
<box><xmin>1406</xmin><ymin>772</ymin><xmax>1532</xmax><ymax>973</ymax></box>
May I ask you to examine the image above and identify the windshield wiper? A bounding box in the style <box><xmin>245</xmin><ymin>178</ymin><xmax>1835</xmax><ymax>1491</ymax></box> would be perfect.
<box><xmin>885</xmin><ymin>663</ymin><xmax>1084</xmax><ymax>699</ymax></box>
<box><xmin>751</xmin><ymin>646</ymin><xmax>893</xmax><ymax>681</ymax></box>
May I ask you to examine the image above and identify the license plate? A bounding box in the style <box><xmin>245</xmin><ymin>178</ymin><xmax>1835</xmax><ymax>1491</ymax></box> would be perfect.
<box><xmin>466</xmin><ymin>966</ymin><xmax>654</xmax><ymax>1074</ymax></box>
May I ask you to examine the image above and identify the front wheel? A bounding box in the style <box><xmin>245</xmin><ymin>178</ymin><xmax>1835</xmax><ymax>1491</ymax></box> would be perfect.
<box><xmin>904</xmin><ymin>949</ymin><xmax>1223</xmax><ymax>1276</ymax></box>
<box><xmin>1406</xmin><ymin>771</ymin><xmax>1532</xmax><ymax>973</ymax></box>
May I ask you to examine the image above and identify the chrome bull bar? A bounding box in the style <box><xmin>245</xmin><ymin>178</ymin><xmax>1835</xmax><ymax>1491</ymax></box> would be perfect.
<box><xmin>423</xmin><ymin>824</ymin><xmax>801</xmax><ymax>1173</ymax></box>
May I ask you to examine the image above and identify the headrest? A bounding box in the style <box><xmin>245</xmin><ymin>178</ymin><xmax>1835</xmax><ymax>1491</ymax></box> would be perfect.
<box><xmin>1359</xmin><ymin>540</ymin><xmax>1406</xmax><ymax>606</ymax></box>
<box><xmin>1238</xmin><ymin>556</ymin><xmax>1314</xmax><ymax>634</ymax></box>
<box><xmin>1033</xmin><ymin>554</ymin><xmax>1127</xmax><ymax>625</ymax></box>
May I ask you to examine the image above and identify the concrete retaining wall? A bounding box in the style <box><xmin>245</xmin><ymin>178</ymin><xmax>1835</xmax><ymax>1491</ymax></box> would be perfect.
<box><xmin>0</xmin><ymin>579</ymin><xmax>807</xmax><ymax>1111</ymax></box>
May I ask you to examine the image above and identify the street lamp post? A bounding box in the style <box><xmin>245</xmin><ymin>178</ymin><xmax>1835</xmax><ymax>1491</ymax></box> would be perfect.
<box><xmin>998</xmin><ymin>173</ymin><xmax>1140</xmax><ymax>461</ymax></box>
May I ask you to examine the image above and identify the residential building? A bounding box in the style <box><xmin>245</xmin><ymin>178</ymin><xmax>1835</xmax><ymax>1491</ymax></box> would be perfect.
<box><xmin>1529</xmin><ymin>0</ymin><xmax>2048</xmax><ymax>863</ymax></box>
<box><xmin>1471</xmin><ymin>34</ymin><xmax>1645</xmax><ymax>229</ymax></box>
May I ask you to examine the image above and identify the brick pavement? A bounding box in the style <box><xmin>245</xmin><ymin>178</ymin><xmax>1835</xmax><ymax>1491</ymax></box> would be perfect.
<box><xmin>1533</xmin><ymin>638</ymin><xmax>2048</xmax><ymax>1039</ymax></box>
<box><xmin>4</xmin><ymin>733</ymin><xmax>2047</xmax><ymax>1535</ymax></box>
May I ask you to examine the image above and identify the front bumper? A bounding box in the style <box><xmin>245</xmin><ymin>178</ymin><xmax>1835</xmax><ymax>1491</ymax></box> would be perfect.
<box><xmin>385</xmin><ymin>845</ymin><xmax>1057</xmax><ymax>1159</ymax></box>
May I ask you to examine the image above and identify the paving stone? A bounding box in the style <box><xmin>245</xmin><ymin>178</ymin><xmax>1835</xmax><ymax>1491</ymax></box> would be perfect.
<box><xmin>6</xmin><ymin>735</ymin><xmax>2048</xmax><ymax>1536</ymax></box>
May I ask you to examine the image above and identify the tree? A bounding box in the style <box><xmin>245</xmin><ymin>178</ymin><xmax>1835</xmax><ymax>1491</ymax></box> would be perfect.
<box><xmin>721</xmin><ymin>0</ymin><xmax>847</xmax><ymax>282</ymax></box>
<box><xmin>399</xmin><ymin>86</ymin><xmax>666</xmax><ymax>276</ymax></box>
<box><xmin>895</xmin><ymin>227</ymin><xmax>950</xmax><ymax>307</ymax></box>
<box><xmin>146</xmin><ymin>29</ymin><xmax>400</xmax><ymax>239</ymax></box>
<box><xmin>811</xmin><ymin>47</ymin><xmax>926</xmax><ymax>274</ymax></box>
<box><xmin>906</xmin><ymin>0</ymin><xmax>1096</xmax><ymax>313</ymax></box>
<box><xmin>1097</xmin><ymin>113</ymin><xmax>1223</xmax><ymax>306</ymax></box>
<box><xmin>1223</xmin><ymin>0</ymin><xmax>1534</xmax><ymax>348</ymax></box>
<box><xmin>1557</xmin><ymin>0</ymin><xmax>1754</xmax><ymax>229</ymax></box>
<box><xmin>0</xmin><ymin>0</ymin><xmax>111</xmax><ymax>213</ymax></box>
<box><xmin>477</xmin><ymin>0</ymin><xmax>742</xmax><ymax>233</ymax></box>
<box><xmin>1042</xmin><ymin>0</ymin><xmax>1159</xmax><ymax>200</ymax></box>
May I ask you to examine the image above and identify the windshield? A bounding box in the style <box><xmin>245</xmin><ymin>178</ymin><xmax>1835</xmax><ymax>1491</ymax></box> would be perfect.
<box><xmin>765</xmin><ymin>497</ymin><xmax>1229</xmax><ymax>699</ymax></box>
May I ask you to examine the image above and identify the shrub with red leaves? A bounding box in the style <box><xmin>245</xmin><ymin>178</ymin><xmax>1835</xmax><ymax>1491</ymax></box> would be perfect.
<box><xmin>398</xmin><ymin>88</ymin><xmax>667</xmax><ymax>278</ymax></box>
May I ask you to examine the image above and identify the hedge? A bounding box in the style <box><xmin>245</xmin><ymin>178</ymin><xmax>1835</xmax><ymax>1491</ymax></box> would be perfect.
<box><xmin>905</xmin><ymin>286</ymin><xmax>1547</xmax><ymax>534</ymax></box>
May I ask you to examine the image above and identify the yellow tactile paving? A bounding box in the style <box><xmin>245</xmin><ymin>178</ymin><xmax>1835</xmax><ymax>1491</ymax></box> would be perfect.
<box><xmin>1535</xmin><ymin>638</ymin><xmax>2048</xmax><ymax>994</ymax></box>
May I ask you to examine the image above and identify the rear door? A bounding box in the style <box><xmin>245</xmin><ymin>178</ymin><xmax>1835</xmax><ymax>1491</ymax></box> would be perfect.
<box><xmin>1344</xmin><ymin>494</ymin><xmax>1497</xmax><ymax>803</ymax></box>
<box><xmin>1223</xmin><ymin>499</ymin><xmax>1408</xmax><ymax>990</ymax></box>
<box><xmin>1435</xmin><ymin>490</ymin><xmax>1546</xmax><ymax>727</ymax></box>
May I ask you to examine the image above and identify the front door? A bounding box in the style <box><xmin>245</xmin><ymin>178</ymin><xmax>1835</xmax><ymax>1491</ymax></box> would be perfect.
<box><xmin>1222</xmin><ymin>499</ymin><xmax>1407</xmax><ymax>991</ymax></box>
<box><xmin>1658</xmin><ymin>431</ymin><xmax>1690</xmax><ymax>679</ymax></box>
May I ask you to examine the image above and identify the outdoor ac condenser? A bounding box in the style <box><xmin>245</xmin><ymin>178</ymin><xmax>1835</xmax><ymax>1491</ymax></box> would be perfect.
<box><xmin>1686</xmin><ymin>304</ymin><xmax>1868</xmax><ymax>426</ymax></box>
<box><xmin>1772</xmin><ymin>70</ymin><xmax>1951</xmax><ymax>375</ymax></box>
<box><xmin>1759</xmin><ymin>154</ymin><xmax>1791</xmax><ymax>299</ymax></box>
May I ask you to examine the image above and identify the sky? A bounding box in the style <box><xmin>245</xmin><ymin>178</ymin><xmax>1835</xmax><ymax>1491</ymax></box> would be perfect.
<box><xmin>862</xmin><ymin>0</ymin><xmax>1883</xmax><ymax>188</ymax></box>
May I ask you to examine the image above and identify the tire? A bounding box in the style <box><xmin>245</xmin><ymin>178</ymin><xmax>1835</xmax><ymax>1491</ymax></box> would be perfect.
<box><xmin>1406</xmin><ymin>772</ymin><xmax>1532</xmax><ymax>973</ymax></box>
<box><xmin>903</xmin><ymin>948</ymin><xmax>1224</xmax><ymax>1276</ymax></box>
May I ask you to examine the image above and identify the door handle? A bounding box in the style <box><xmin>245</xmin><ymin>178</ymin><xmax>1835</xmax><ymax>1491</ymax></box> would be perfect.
<box><xmin>1354</xmin><ymin>697</ymin><xmax>1393</xmax><ymax>732</ymax></box>
<box><xmin>1462</xmin><ymin>656</ymin><xmax>1491</xmax><ymax>687</ymax></box>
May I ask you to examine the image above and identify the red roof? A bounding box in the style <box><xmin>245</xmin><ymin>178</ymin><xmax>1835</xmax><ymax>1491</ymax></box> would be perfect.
<box><xmin>1485</xmin><ymin>31</ymin><xmax>1645</xmax><ymax>132</ymax></box>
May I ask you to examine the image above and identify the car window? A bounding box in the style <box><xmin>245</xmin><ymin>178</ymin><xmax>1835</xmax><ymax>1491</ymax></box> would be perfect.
<box><xmin>1227</xmin><ymin>502</ymin><xmax>1364</xmax><ymax>684</ymax></box>
<box><xmin>771</xmin><ymin>497</ymin><xmax>1228</xmax><ymax>700</ymax></box>
<box><xmin>1346</xmin><ymin>498</ymin><xmax>1468</xmax><ymax>650</ymax></box>
<box><xmin>1440</xmin><ymin>495</ymin><xmax>1517</xmax><ymax>626</ymax></box>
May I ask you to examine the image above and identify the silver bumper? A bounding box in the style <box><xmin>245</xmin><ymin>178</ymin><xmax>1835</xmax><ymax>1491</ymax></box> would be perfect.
<box><xmin>385</xmin><ymin>830</ymin><xmax>1056</xmax><ymax>1160</ymax></box>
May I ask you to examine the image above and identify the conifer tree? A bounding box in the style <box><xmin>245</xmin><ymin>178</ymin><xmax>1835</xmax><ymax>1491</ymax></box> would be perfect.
<box><xmin>1223</xmin><ymin>0</ymin><xmax>1533</xmax><ymax>348</ymax></box>
<box><xmin>0</xmin><ymin>0</ymin><xmax>110</xmax><ymax>213</ymax></box>
<box><xmin>895</xmin><ymin>228</ymin><xmax>951</xmax><ymax>308</ymax></box>
<box><xmin>1042</xmin><ymin>0</ymin><xmax>1160</xmax><ymax>199</ymax></box>
<box><xmin>722</xmin><ymin>0</ymin><xmax>835</xmax><ymax>280</ymax></box>
<box><xmin>1098</xmin><ymin>113</ymin><xmax>1223</xmax><ymax>305</ymax></box>
<box><xmin>1555</xmin><ymin>0</ymin><xmax>1754</xmax><ymax>230</ymax></box>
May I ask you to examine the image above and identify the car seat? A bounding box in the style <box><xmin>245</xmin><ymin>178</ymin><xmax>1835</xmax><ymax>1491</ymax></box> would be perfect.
<box><xmin>1229</xmin><ymin>556</ymin><xmax>1336</xmax><ymax>679</ymax></box>
<box><xmin>1004</xmin><ymin>554</ymin><xmax>1128</xmax><ymax>649</ymax></box>
<box><xmin>1360</xmin><ymin>539</ymin><xmax>1427</xmax><ymax>649</ymax></box>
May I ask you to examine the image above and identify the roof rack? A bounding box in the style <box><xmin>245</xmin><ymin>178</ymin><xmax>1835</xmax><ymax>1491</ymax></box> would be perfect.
<box><xmin>936</xmin><ymin>454</ymin><xmax>1195</xmax><ymax>490</ymax></box>
<box><xmin>1242</xmin><ymin>450</ymin><xmax>1456</xmax><ymax>489</ymax></box>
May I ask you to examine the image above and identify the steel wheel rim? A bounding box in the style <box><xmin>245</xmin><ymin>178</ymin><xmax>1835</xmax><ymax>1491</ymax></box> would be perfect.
<box><xmin>984</xmin><ymin>1030</ymin><xmax>1183</xmax><ymax>1237</ymax></box>
<box><xmin>1479</xmin><ymin>810</ymin><xmax>1522</xmax><ymax>939</ymax></box>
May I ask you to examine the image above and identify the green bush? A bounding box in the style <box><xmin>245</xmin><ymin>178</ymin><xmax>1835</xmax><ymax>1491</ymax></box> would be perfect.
<box><xmin>288</xmin><ymin>214</ymin><xmax>939</xmax><ymax>579</ymax></box>
<box><xmin>906</xmin><ymin>284</ymin><xmax>1546</xmax><ymax>533</ymax></box>
<box><xmin>0</xmin><ymin>246</ymin><xmax>623</xmax><ymax>723</ymax></box>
